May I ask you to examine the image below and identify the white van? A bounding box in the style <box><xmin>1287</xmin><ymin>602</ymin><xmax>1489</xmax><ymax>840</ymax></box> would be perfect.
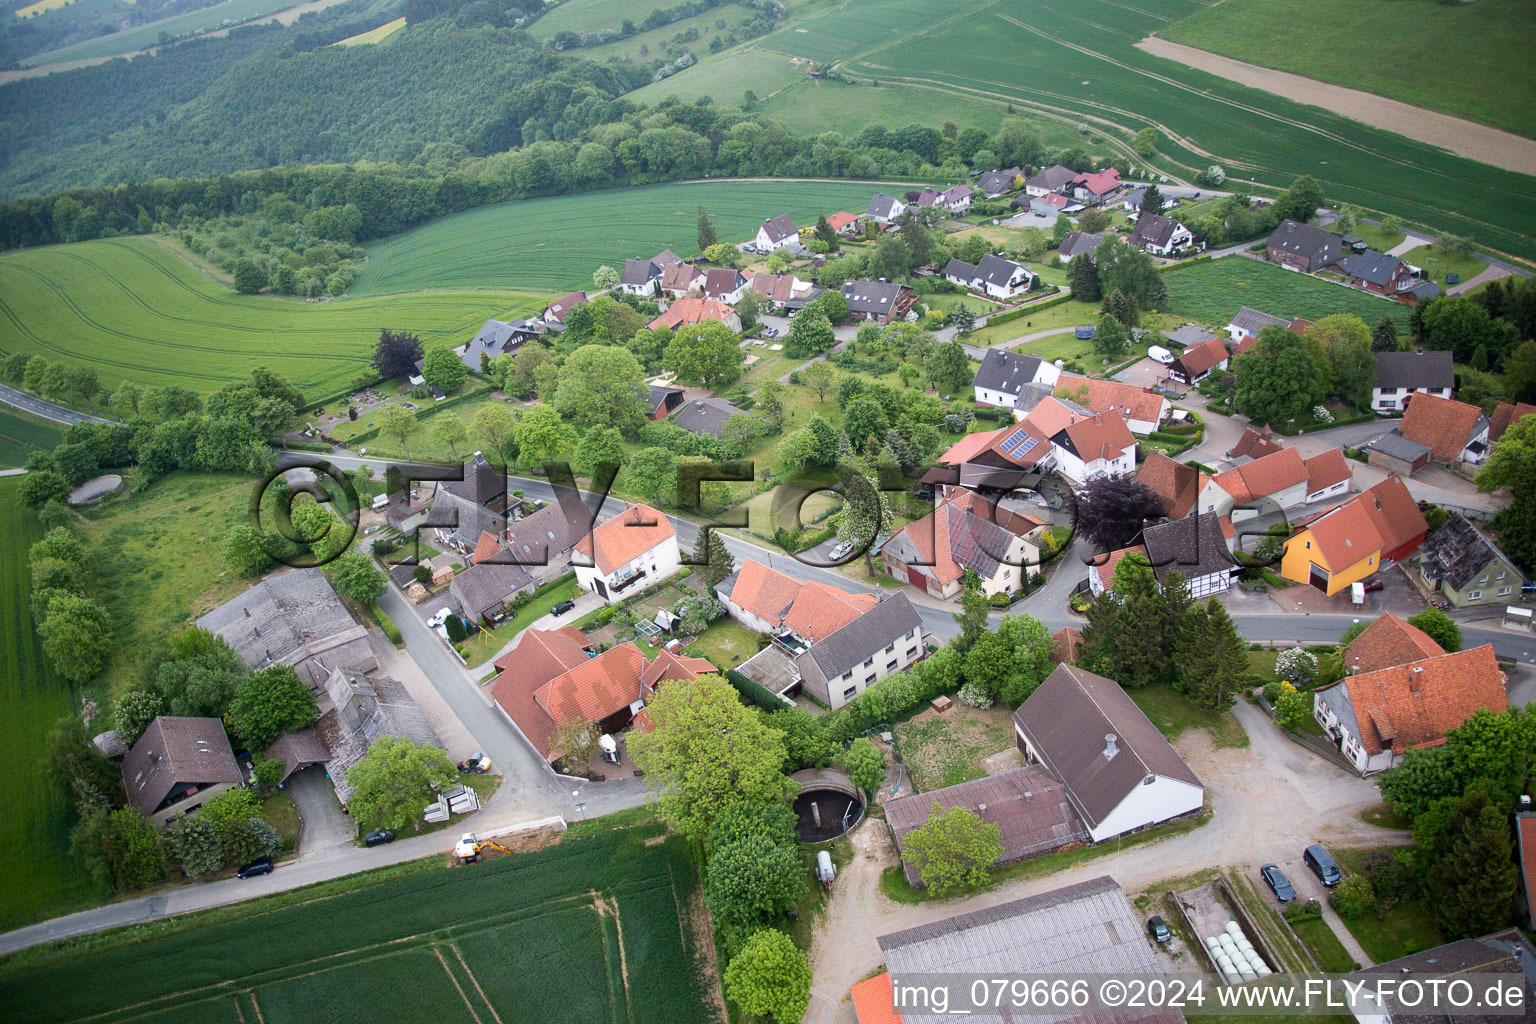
<box><xmin>1148</xmin><ymin>345</ymin><xmax>1174</xmax><ymax>365</ymax></box>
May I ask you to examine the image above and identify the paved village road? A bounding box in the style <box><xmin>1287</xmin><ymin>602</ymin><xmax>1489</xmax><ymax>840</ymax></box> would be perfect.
<box><xmin>0</xmin><ymin>382</ymin><xmax>112</xmax><ymax>425</ymax></box>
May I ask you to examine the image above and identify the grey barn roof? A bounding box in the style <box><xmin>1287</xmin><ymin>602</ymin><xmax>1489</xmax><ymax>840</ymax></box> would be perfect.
<box><xmin>502</xmin><ymin>490</ymin><xmax>595</xmax><ymax>567</ymax></box>
<box><xmin>1336</xmin><ymin>249</ymin><xmax>1407</xmax><ymax>287</ymax></box>
<box><xmin>976</xmin><ymin>167</ymin><xmax>1023</xmax><ymax>195</ymax></box>
<box><xmin>1058</xmin><ymin>230</ymin><xmax>1103</xmax><ymax>260</ymax></box>
<box><xmin>1418</xmin><ymin>512</ymin><xmax>1517</xmax><ymax>591</ymax></box>
<box><xmin>121</xmin><ymin>716</ymin><xmax>242</xmax><ymax>816</ymax></box>
<box><xmin>621</xmin><ymin>258</ymin><xmax>660</xmax><ymax>287</ymax></box>
<box><xmin>972</xmin><ymin>348</ymin><xmax>1045</xmax><ymax>396</ymax></box>
<box><xmin>1266</xmin><ymin>218</ymin><xmax>1342</xmax><ymax>267</ymax></box>
<box><xmin>885</xmin><ymin>766</ymin><xmax>1088</xmax><ymax>885</ymax></box>
<box><xmin>1012</xmin><ymin>663</ymin><xmax>1202</xmax><ymax>830</ymax></box>
<box><xmin>976</xmin><ymin>252</ymin><xmax>1029</xmax><ymax>288</ymax></box>
<box><xmin>800</xmin><ymin>592</ymin><xmax>922</xmax><ymax>679</ymax></box>
<box><xmin>1375</xmin><ymin>349</ymin><xmax>1454</xmax><ymax>390</ymax></box>
<box><xmin>1374</xmin><ymin>429</ymin><xmax>1433</xmax><ymax>462</ymax></box>
<box><xmin>673</xmin><ymin>397</ymin><xmax>745</xmax><ymax>438</ymax></box>
<box><xmin>439</xmin><ymin>452</ymin><xmax>507</xmax><ymax>506</ymax></box>
<box><xmin>865</xmin><ymin>193</ymin><xmax>903</xmax><ymax>220</ymax></box>
<box><xmin>1132</xmin><ymin>212</ymin><xmax>1181</xmax><ymax>248</ymax></box>
<box><xmin>451</xmin><ymin>560</ymin><xmax>535</xmax><ymax>617</ymax></box>
<box><xmin>314</xmin><ymin>668</ymin><xmax>445</xmax><ymax>804</ymax></box>
<box><xmin>840</xmin><ymin>279</ymin><xmax>909</xmax><ymax>317</ymax></box>
<box><xmin>1026</xmin><ymin>164</ymin><xmax>1077</xmax><ymax>192</ymax></box>
<box><xmin>196</xmin><ymin>569</ymin><xmax>375</xmax><ymax>687</ymax></box>
<box><xmin>759</xmin><ymin>213</ymin><xmax>797</xmax><ymax>243</ymax></box>
<box><xmin>1228</xmin><ymin>305</ymin><xmax>1288</xmax><ymax>334</ymax></box>
<box><xmin>1139</xmin><ymin>512</ymin><xmax>1238</xmax><ymax>584</ymax></box>
<box><xmin>1166</xmin><ymin>323</ymin><xmax>1217</xmax><ymax>347</ymax></box>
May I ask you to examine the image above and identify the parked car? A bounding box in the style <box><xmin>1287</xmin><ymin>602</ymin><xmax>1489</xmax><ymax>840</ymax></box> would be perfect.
<box><xmin>458</xmin><ymin>752</ymin><xmax>492</xmax><ymax>774</ymax></box>
<box><xmin>426</xmin><ymin>607</ymin><xmax>452</xmax><ymax>628</ymax></box>
<box><xmin>913</xmin><ymin>488</ymin><xmax>934</xmax><ymax>501</ymax></box>
<box><xmin>237</xmin><ymin>857</ymin><xmax>273</xmax><ymax>879</ymax></box>
<box><xmin>1363</xmin><ymin>579</ymin><xmax>1385</xmax><ymax>593</ymax></box>
<box><xmin>829</xmin><ymin>540</ymin><xmax>854</xmax><ymax>561</ymax></box>
<box><xmin>364</xmin><ymin>829</ymin><xmax>396</xmax><ymax>848</ymax></box>
<box><xmin>551</xmin><ymin>600</ymin><xmax>575</xmax><ymax>616</ymax></box>
<box><xmin>1147</xmin><ymin>915</ymin><xmax>1171</xmax><ymax>943</ymax></box>
<box><xmin>763</xmin><ymin>327</ymin><xmax>779</xmax><ymax>338</ymax></box>
<box><xmin>1303</xmin><ymin>844</ymin><xmax>1342</xmax><ymax>887</ymax></box>
<box><xmin>1260</xmin><ymin>863</ymin><xmax>1296</xmax><ymax>902</ymax></box>
<box><xmin>1148</xmin><ymin>345</ymin><xmax>1174</xmax><ymax>365</ymax></box>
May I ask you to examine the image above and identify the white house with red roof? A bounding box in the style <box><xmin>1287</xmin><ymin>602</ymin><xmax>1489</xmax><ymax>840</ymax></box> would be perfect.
<box><xmin>1071</xmin><ymin>167</ymin><xmax>1122</xmax><ymax>205</ymax></box>
<box><xmin>882</xmin><ymin>493</ymin><xmax>1046</xmax><ymax>599</ymax></box>
<box><xmin>1198</xmin><ymin>446</ymin><xmax>1351</xmax><ymax>520</ymax></box>
<box><xmin>1047</xmin><ymin>411</ymin><xmax>1137</xmax><ymax>484</ymax></box>
<box><xmin>574</xmin><ymin>503</ymin><xmax>680</xmax><ymax>604</ymax></box>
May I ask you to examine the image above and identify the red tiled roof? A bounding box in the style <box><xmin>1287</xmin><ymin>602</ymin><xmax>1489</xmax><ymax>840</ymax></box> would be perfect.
<box><xmin>1302</xmin><ymin>496</ymin><xmax>1385</xmax><ymax>570</ymax></box>
<box><xmin>1357</xmin><ymin>475</ymin><xmax>1428</xmax><ymax>554</ymax></box>
<box><xmin>1231</xmin><ymin>334</ymin><xmax>1258</xmax><ymax>357</ymax></box>
<box><xmin>851</xmin><ymin>974</ymin><xmax>904</xmax><ymax>1024</ymax></box>
<box><xmin>489</xmin><ymin>627</ymin><xmax>597</xmax><ymax>758</ymax></box>
<box><xmin>1022</xmin><ymin>396</ymin><xmax>1082</xmax><ymax>439</ymax></box>
<box><xmin>1344</xmin><ymin>614</ymin><xmax>1445</xmax><ymax>675</ymax></box>
<box><xmin>1400</xmin><ymin>392</ymin><xmax>1485</xmax><ymax>462</ymax></box>
<box><xmin>470</xmin><ymin>530</ymin><xmax>502</xmax><ymax>565</ymax></box>
<box><xmin>938</xmin><ymin>427</ymin><xmax>1006</xmax><ymax>465</ymax></box>
<box><xmin>575</xmin><ymin>504</ymin><xmax>675</xmax><ymax>575</ymax></box>
<box><xmin>952</xmin><ymin>490</ymin><xmax>1045</xmax><ymax>538</ymax></box>
<box><xmin>1074</xmin><ymin>378</ymin><xmax>1166</xmax><ymax>424</ymax></box>
<box><xmin>1076</xmin><ymin>168</ymin><xmax>1121</xmax><ymax>195</ymax></box>
<box><xmin>1174</xmin><ymin>338</ymin><xmax>1229</xmax><ymax>377</ymax></box>
<box><xmin>1227</xmin><ymin>426</ymin><xmax>1283</xmax><ymax>461</ymax></box>
<box><xmin>1136</xmin><ymin>450</ymin><xmax>1202</xmax><ymax>519</ymax></box>
<box><xmin>728</xmin><ymin>559</ymin><xmax>874</xmax><ymax>641</ymax></box>
<box><xmin>1058</xmin><ymin>411</ymin><xmax>1135</xmax><ymax>462</ymax></box>
<box><xmin>640</xmin><ymin>647</ymin><xmax>717</xmax><ymax>688</ymax></box>
<box><xmin>1092</xmin><ymin>545</ymin><xmax>1146</xmax><ymax>586</ymax></box>
<box><xmin>1052</xmin><ymin>627</ymin><xmax>1083</xmax><ymax>664</ymax></box>
<box><xmin>535</xmin><ymin>644</ymin><xmax>650</xmax><ymax>734</ymax></box>
<box><xmin>1304</xmin><ymin>448</ymin><xmax>1353</xmax><ymax>492</ymax></box>
<box><xmin>895</xmin><ymin>498</ymin><xmax>964</xmax><ymax>587</ymax></box>
<box><xmin>1337</xmin><ymin>644</ymin><xmax>1505</xmax><ymax>755</ymax></box>
<box><xmin>1490</xmin><ymin>402</ymin><xmax>1536</xmax><ymax>442</ymax></box>
<box><xmin>647</xmin><ymin>297</ymin><xmax>736</xmax><ymax>332</ymax></box>
<box><xmin>659</xmin><ymin>263</ymin><xmax>703</xmax><ymax>292</ymax></box>
<box><xmin>1210</xmin><ymin>447</ymin><xmax>1308</xmax><ymax>503</ymax></box>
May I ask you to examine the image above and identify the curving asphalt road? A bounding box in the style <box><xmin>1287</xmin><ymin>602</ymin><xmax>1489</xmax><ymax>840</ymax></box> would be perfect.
<box><xmin>0</xmin><ymin>382</ymin><xmax>112</xmax><ymax>425</ymax></box>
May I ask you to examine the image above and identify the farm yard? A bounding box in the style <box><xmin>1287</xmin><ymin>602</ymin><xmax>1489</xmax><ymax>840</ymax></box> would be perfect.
<box><xmin>1161</xmin><ymin>0</ymin><xmax>1536</xmax><ymax>141</ymax></box>
<box><xmin>1162</xmin><ymin>258</ymin><xmax>1415</xmax><ymax>334</ymax></box>
<box><xmin>0</xmin><ymin>477</ymin><xmax>109</xmax><ymax>932</ymax></box>
<box><xmin>351</xmin><ymin>180</ymin><xmax>893</xmax><ymax>297</ymax></box>
<box><xmin>0</xmin><ymin>237</ymin><xmax>544</xmax><ymax>396</ymax></box>
<box><xmin>0</xmin><ymin>827</ymin><xmax>718</xmax><ymax>1024</ymax></box>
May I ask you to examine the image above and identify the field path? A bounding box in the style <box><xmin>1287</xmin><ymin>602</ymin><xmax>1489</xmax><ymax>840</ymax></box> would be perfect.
<box><xmin>1137</xmin><ymin>36</ymin><xmax>1536</xmax><ymax>176</ymax></box>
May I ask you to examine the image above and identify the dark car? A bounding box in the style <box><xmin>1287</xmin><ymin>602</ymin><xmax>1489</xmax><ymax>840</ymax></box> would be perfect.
<box><xmin>551</xmin><ymin>600</ymin><xmax>575</xmax><ymax>616</ymax></box>
<box><xmin>1147</xmin><ymin>915</ymin><xmax>1170</xmax><ymax>943</ymax></box>
<box><xmin>364</xmin><ymin>829</ymin><xmax>396</xmax><ymax>848</ymax></box>
<box><xmin>237</xmin><ymin>857</ymin><xmax>273</xmax><ymax>879</ymax></box>
<box><xmin>1363</xmin><ymin>579</ymin><xmax>1385</xmax><ymax>593</ymax></box>
<box><xmin>1260</xmin><ymin>863</ymin><xmax>1296</xmax><ymax>902</ymax></box>
<box><xmin>1303</xmin><ymin>844</ymin><xmax>1342</xmax><ymax>887</ymax></box>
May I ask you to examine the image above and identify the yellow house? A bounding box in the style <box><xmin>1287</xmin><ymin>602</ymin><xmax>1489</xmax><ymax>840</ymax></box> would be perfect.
<box><xmin>1280</xmin><ymin>498</ymin><xmax>1384</xmax><ymax>595</ymax></box>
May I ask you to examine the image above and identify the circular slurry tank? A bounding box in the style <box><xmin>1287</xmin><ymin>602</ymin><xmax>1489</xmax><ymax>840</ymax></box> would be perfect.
<box><xmin>67</xmin><ymin>474</ymin><xmax>124</xmax><ymax>506</ymax></box>
<box><xmin>789</xmin><ymin>768</ymin><xmax>866</xmax><ymax>843</ymax></box>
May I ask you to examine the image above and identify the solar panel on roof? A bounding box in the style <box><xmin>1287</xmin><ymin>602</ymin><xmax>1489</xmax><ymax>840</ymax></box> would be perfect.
<box><xmin>999</xmin><ymin>427</ymin><xmax>1029</xmax><ymax>454</ymax></box>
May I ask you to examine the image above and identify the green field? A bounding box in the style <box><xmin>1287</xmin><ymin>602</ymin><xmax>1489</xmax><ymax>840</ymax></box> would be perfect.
<box><xmin>1163</xmin><ymin>258</ymin><xmax>1414</xmax><ymax>333</ymax></box>
<box><xmin>0</xmin><ymin>826</ymin><xmax>718</xmax><ymax>1024</ymax></box>
<box><xmin>0</xmin><ymin>406</ymin><xmax>64</xmax><ymax>468</ymax></box>
<box><xmin>1162</xmin><ymin>0</ymin><xmax>1536</xmax><ymax>141</ymax></box>
<box><xmin>655</xmin><ymin>0</ymin><xmax>1536</xmax><ymax>260</ymax></box>
<box><xmin>626</xmin><ymin>45</ymin><xmax>809</xmax><ymax>106</ymax></box>
<box><xmin>0</xmin><ymin>237</ymin><xmax>543</xmax><ymax>396</ymax></box>
<box><xmin>22</xmin><ymin>0</ymin><xmax>304</xmax><ymax>66</ymax></box>
<box><xmin>530</xmin><ymin>0</ymin><xmax>677</xmax><ymax>36</ymax></box>
<box><xmin>0</xmin><ymin>477</ymin><xmax>109</xmax><ymax>931</ymax></box>
<box><xmin>352</xmin><ymin>180</ymin><xmax>893</xmax><ymax>296</ymax></box>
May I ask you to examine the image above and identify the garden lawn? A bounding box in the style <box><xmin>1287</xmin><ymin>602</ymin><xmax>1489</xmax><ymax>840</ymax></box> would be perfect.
<box><xmin>1163</xmin><ymin>257</ymin><xmax>1413</xmax><ymax>333</ymax></box>
<box><xmin>0</xmin><ymin>478</ymin><xmax>109</xmax><ymax>931</ymax></box>
<box><xmin>1398</xmin><ymin>244</ymin><xmax>1490</xmax><ymax>290</ymax></box>
<box><xmin>1127</xmin><ymin>683</ymin><xmax>1249</xmax><ymax>749</ymax></box>
<box><xmin>1333</xmin><ymin>847</ymin><xmax>1445</xmax><ymax>963</ymax></box>
<box><xmin>1289</xmin><ymin>915</ymin><xmax>1358</xmax><ymax>973</ymax></box>
<box><xmin>457</xmin><ymin>575</ymin><xmax>582</xmax><ymax>668</ymax></box>
<box><xmin>687</xmin><ymin>618</ymin><xmax>763</xmax><ymax>672</ymax></box>
<box><xmin>1351</xmin><ymin>222</ymin><xmax>1406</xmax><ymax>253</ymax></box>
<box><xmin>353</xmin><ymin>180</ymin><xmax>892</xmax><ymax>296</ymax></box>
<box><xmin>0</xmin><ymin>237</ymin><xmax>544</xmax><ymax>399</ymax></box>
<box><xmin>0</xmin><ymin>406</ymin><xmax>64</xmax><ymax>468</ymax></box>
<box><xmin>893</xmin><ymin>702</ymin><xmax>1019</xmax><ymax>792</ymax></box>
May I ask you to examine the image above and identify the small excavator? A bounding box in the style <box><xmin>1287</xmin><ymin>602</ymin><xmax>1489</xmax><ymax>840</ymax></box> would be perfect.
<box><xmin>453</xmin><ymin>831</ymin><xmax>513</xmax><ymax>864</ymax></box>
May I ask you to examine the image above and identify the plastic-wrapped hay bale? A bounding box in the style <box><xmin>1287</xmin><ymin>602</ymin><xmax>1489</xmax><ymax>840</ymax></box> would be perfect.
<box><xmin>1226</xmin><ymin>921</ymin><xmax>1242</xmax><ymax>935</ymax></box>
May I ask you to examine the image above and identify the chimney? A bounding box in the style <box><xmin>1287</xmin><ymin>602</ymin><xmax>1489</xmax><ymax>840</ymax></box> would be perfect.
<box><xmin>1409</xmin><ymin>666</ymin><xmax>1423</xmax><ymax>693</ymax></box>
<box><xmin>1103</xmin><ymin>733</ymin><xmax>1118</xmax><ymax>760</ymax></box>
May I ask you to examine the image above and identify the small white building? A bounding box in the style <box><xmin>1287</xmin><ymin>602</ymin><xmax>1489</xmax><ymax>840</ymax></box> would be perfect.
<box><xmin>1047</xmin><ymin>412</ymin><xmax>1136</xmax><ymax>485</ymax></box>
<box><xmin>971</xmin><ymin>349</ymin><xmax>1061</xmax><ymax>408</ymax></box>
<box><xmin>573</xmin><ymin>504</ymin><xmax>681</xmax><ymax>604</ymax></box>
<box><xmin>864</xmin><ymin>192</ymin><xmax>907</xmax><ymax>225</ymax></box>
<box><xmin>1013</xmin><ymin>664</ymin><xmax>1205</xmax><ymax>843</ymax></box>
<box><xmin>944</xmin><ymin>253</ymin><xmax>1035</xmax><ymax>300</ymax></box>
<box><xmin>754</xmin><ymin>214</ymin><xmax>801</xmax><ymax>252</ymax></box>
<box><xmin>1372</xmin><ymin>349</ymin><xmax>1455</xmax><ymax>414</ymax></box>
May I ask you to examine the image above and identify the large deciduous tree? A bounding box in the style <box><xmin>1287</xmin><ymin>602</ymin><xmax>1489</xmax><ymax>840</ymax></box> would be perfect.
<box><xmin>1071</xmin><ymin>475</ymin><xmax>1164</xmax><ymax>551</ymax></box>
<box><xmin>470</xmin><ymin>404</ymin><xmax>518</xmax><ymax>465</ymax></box>
<box><xmin>330</xmin><ymin>550</ymin><xmax>387</xmax><ymax>604</ymax></box>
<box><xmin>1310</xmin><ymin>314</ymin><xmax>1376</xmax><ymax>410</ymax></box>
<box><xmin>664</xmin><ymin>320</ymin><xmax>745</xmax><ymax>388</ymax></box>
<box><xmin>627</xmin><ymin>676</ymin><xmax>792</xmax><ymax>839</ymax></box>
<box><xmin>903</xmin><ymin>804</ymin><xmax>1004</xmax><ymax>895</ymax></box>
<box><xmin>924</xmin><ymin>341</ymin><xmax>972</xmax><ymax>396</ymax></box>
<box><xmin>377</xmin><ymin>404</ymin><xmax>420</xmax><ymax>457</ymax></box>
<box><xmin>704</xmin><ymin>831</ymin><xmax>807</xmax><ymax>932</ymax></box>
<box><xmin>227</xmin><ymin>665</ymin><xmax>319</xmax><ymax>750</ymax></box>
<box><xmin>1407</xmin><ymin>606</ymin><xmax>1462</xmax><ymax>652</ymax></box>
<box><xmin>514</xmin><ymin>406</ymin><xmax>579</xmax><ymax>467</ymax></box>
<box><xmin>372</xmin><ymin>329</ymin><xmax>424</xmax><ymax>380</ymax></box>
<box><xmin>800</xmin><ymin>360</ymin><xmax>836</xmax><ymax>402</ymax></box>
<box><xmin>556</xmin><ymin>344</ymin><xmax>646</xmax><ymax>430</ymax></box>
<box><xmin>346</xmin><ymin>736</ymin><xmax>459</xmax><ymax>831</ymax></box>
<box><xmin>422</xmin><ymin>347</ymin><xmax>468</xmax><ymax>394</ymax></box>
<box><xmin>722</xmin><ymin>929</ymin><xmax>812</xmax><ymax>1023</ymax></box>
<box><xmin>1234</xmin><ymin>324</ymin><xmax>1322</xmax><ymax>428</ymax></box>
<box><xmin>785</xmin><ymin>309</ymin><xmax>835</xmax><ymax>359</ymax></box>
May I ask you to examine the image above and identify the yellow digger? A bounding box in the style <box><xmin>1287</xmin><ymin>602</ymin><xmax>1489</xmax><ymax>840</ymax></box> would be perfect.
<box><xmin>452</xmin><ymin>831</ymin><xmax>512</xmax><ymax>864</ymax></box>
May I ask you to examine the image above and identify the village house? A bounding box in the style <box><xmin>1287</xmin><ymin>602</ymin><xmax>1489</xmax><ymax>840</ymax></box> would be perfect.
<box><xmin>1047</xmin><ymin>411</ymin><xmax>1137</xmax><ymax>484</ymax></box>
<box><xmin>1313</xmin><ymin>644</ymin><xmax>1505</xmax><ymax>774</ymax></box>
<box><xmin>1122</xmin><ymin>186</ymin><xmax>1172</xmax><ymax>215</ymax></box>
<box><xmin>825</xmin><ymin>211</ymin><xmax>860</xmax><ymax>235</ymax></box>
<box><xmin>753</xmin><ymin>214</ymin><xmax>800</xmax><ymax>252</ymax></box>
<box><xmin>1416</xmin><ymin>512</ymin><xmax>1524</xmax><ymax>608</ymax></box>
<box><xmin>657</xmin><ymin>261</ymin><xmax>704</xmax><ymax>298</ymax></box>
<box><xmin>915</xmin><ymin>184</ymin><xmax>973</xmax><ymax>214</ymax></box>
<box><xmin>1372</xmin><ymin>349</ymin><xmax>1454</xmax><ymax>414</ymax></box>
<box><xmin>450</xmin><ymin>556</ymin><xmax>534</xmax><ymax>626</ymax></box>
<box><xmin>196</xmin><ymin>568</ymin><xmax>376</xmax><ymax>688</ymax></box>
<box><xmin>451</xmin><ymin>490</ymin><xmax>596</xmax><ymax>622</ymax></box>
<box><xmin>976</xmin><ymin>167</ymin><xmax>1024</xmax><ymax>197</ymax></box>
<box><xmin>1025</xmin><ymin>163</ymin><xmax>1077</xmax><ymax>197</ymax></box>
<box><xmin>746</xmin><ymin>271</ymin><xmax>818</xmax><ymax>309</ymax></box>
<box><xmin>840</xmin><ymin>280</ymin><xmax>916</xmax><ymax>324</ymax></box>
<box><xmin>1280</xmin><ymin>475</ymin><xmax>1427</xmax><ymax>593</ymax></box>
<box><xmin>1071</xmin><ymin>167</ymin><xmax>1122</xmax><ymax>204</ymax></box>
<box><xmin>121</xmin><ymin>716</ymin><xmax>243</xmax><ymax>826</ymax></box>
<box><xmin>971</xmin><ymin>349</ymin><xmax>1062</xmax><ymax>407</ymax></box>
<box><xmin>460</xmin><ymin>317</ymin><xmax>545</xmax><ymax>370</ymax></box>
<box><xmin>1265</xmin><ymin>219</ymin><xmax>1342</xmax><ymax>272</ymax></box>
<box><xmin>539</xmin><ymin>291</ymin><xmax>587</xmax><ymax>330</ymax></box>
<box><xmin>1200</xmin><ymin>446</ymin><xmax>1351</xmax><ymax>519</ymax></box>
<box><xmin>1225</xmin><ymin>425</ymin><xmax>1285</xmax><ymax>463</ymax></box>
<box><xmin>574</xmin><ymin>503</ymin><xmax>680</xmax><ymax>604</ymax></box>
<box><xmin>1335</xmin><ymin>249</ymin><xmax>1415</xmax><ymax>295</ymax></box>
<box><xmin>700</xmin><ymin>268</ymin><xmax>749</xmax><ymax>304</ymax></box>
<box><xmin>883</xmin><ymin>493</ymin><xmax>1046</xmax><ymax>599</ymax></box>
<box><xmin>1057</xmin><ymin>230</ymin><xmax>1103</xmax><ymax>261</ymax></box>
<box><xmin>1136</xmin><ymin>450</ymin><xmax>1204</xmax><ymax>519</ymax></box>
<box><xmin>885</xmin><ymin>767</ymin><xmax>1088</xmax><ymax>886</ymax></box>
<box><xmin>1225</xmin><ymin>305</ymin><xmax>1289</xmax><ymax>344</ymax></box>
<box><xmin>644</xmin><ymin>382</ymin><xmax>685</xmax><ymax>420</ymax></box>
<box><xmin>646</xmin><ymin>296</ymin><xmax>742</xmax><ymax>333</ymax></box>
<box><xmin>619</xmin><ymin>249</ymin><xmax>681</xmax><ymax>296</ymax></box>
<box><xmin>1396</xmin><ymin>391</ymin><xmax>1491</xmax><ymax>466</ymax></box>
<box><xmin>297</xmin><ymin>667</ymin><xmax>446</xmax><ymax>804</ymax></box>
<box><xmin>1053</xmin><ymin>626</ymin><xmax>1083</xmax><ymax>664</ymax></box>
<box><xmin>863</xmin><ymin>192</ymin><xmax>907</xmax><ymax>225</ymax></box>
<box><xmin>1089</xmin><ymin>513</ymin><xmax>1238</xmax><ymax>599</ymax></box>
<box><xmin>672</xmin><ymin>397</ymin><xmax>747</xmax><ymax>439</ymax></box>
<box><xmin>427</xmin><ymin>452</ymin><xmax>515</xmax><ymax>553</ymax></box>
<box><xmin>1167</xmin><ymin>337</ymin><xmax>1230</xmax><ymax>385</ymax></box>
<box><xmin>929</xmin><ymin>420</ymin><xmax>1054</xmax><ymax>494</ymax></box>
<box><xmin>1342</xmin><ymin>613</ymin><xmax>1445</xmax><ymax>676</ymax></box>
<box><xmin>944</xmin><ymin>253</ymin><xmax>1036</xmax><ymax>299</ymax></box>
<box><xmin>1013</xmin><ymin>663</ymin><xmax>1205</xmax><ymax>841</ymax></box>
<box><xmin>1027</xmin><ymin>191</ymin><xmax>1083</xmax><ymax>217</ymax></box>
<box><xmin>1131</xmin><ymin>213</ymin><xmax>1194</xmax><ymax>256</ymax></box>
<box><xmin>1060</xmin><ymin>377</ymin><xmax>1169</xmax><ymax>435</ymax></box>
<box><xmin>1490</xmin><ymin>401</ymin><xmax>1536</xmax><ymax>442</ymax></box>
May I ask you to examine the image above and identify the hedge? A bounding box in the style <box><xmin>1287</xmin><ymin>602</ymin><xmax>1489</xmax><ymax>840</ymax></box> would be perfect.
<box><xmin>1271</xmin><ymin>410</ymin><xmax>1375</xmax><ymax>436</ymax></box>
<box><xmin>726</xmin><ymin>669</ymin><xmax>785</xmax><ymax>712</ymax></box>
<box><xmin>1158</xmin><ymin>254</ymin><xmax>1214</xmax><ymax>274</ymax></box>
<box><xmin>370</xmin><ymin>602</ymin><xmax>404</xmax><ymax>646</ymax></box>
<box><xmin>982</xmin><ymin>289</ymin><xmax>1072</xmax><ymax>327</ymax></box>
